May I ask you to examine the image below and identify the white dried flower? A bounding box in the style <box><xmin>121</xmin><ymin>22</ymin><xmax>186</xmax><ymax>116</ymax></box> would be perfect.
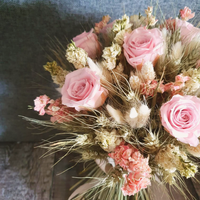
<box><xmin>136</xmin><ymin>104</ymin><xmax>151</xmax><ymax>128</ymax></box>
<box><xmin>112</xmin><ymin>14</ymin><xmax>132</xmax><ymax>33</ymax></box>
<box><xmin>129</xmin><ymin>107</ymin><xmax>138</xmax><ymax>119</ymax></box>
<box><xmin>129</xmin><ymin>74</ymin><xmax>141</xmax><ymax>90</ymax></box>
<box><xmin>95</xmin><ymin>129</ymin><xmax>122</xmax><ymax>152</ymax></box>
<box><xmin>103</xmin><ymin>43</ymin><xmax>121</xmax><ymax>60</ymax></box>
<box><xmin>136</xmin><ymin>61</ymin><xmax>155</xmax><ymax>82</ymax></box>
<box><xmin>87</xmin><ymin>57</ymin><xmax>103</xmax><ymax>77</ymax></box>
<box><xmin>106</xmin><ymin>104</ymin><xmax>124</xmax><ymax>124</ymax></box>
<box><xmin>66</xmin><ymin>42</ymin><xmax>87</xmax><ymax>69</ymax></box>
<box><xmin>171</xmin><ymin>41</ymin><xmax>184</xmax><ymax>64</ymax></box>
<box><xmin>145</xmin><ymin>6</ymin><xmax>153</xmax><ymax>17</ymax></box>
<box><xmin>114</xmin><ymin>30</ymin><xmax>126</xmax><ymax>45</ymax></box>
<box><xmin>147</xmin><ymin>16</ymin><xmax>158</xmax><ymax>26</ymax></box>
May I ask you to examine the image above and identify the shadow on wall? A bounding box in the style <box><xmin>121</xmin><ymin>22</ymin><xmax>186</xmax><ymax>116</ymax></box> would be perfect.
<box><xmin>0</xmin><ymin>1</ymin><xmax>94</xmax><ymax>141</ymax></box>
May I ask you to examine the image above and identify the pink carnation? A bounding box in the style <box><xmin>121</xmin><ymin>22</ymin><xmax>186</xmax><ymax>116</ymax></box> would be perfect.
<box><xmin>109</xmin><ymin>143</ymin><xmax>151</xmax><ymax>196</ymax></box>
<box><xmin>180</xmin><ymin>7</ymin><xmax>195</xmax><ymax>21</ymax></box>
<box><xmin>46</xmin><ymin>98</ymin><xmax>74</xmax><ymax>123</ymax></box>
<box><xmin>122</xmin><ymin>172</ymin><xmax>151</xmax><ymax>196</ymax></box>
<box><xmin>34</xmin><ymin>95</ymin><xmax>50</xmax><ymax>116</ymax></box>
<box><xmin>160</xmin><ymin>95</ymin><xmax>200</xmax><ymax>147</ymax></box>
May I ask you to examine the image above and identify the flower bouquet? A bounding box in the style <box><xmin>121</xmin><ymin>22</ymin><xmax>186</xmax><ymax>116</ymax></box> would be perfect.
<box><xmin>25</xmin><ymin>5</ymin><xmax>200</xmax><ymax>200</ymax></box>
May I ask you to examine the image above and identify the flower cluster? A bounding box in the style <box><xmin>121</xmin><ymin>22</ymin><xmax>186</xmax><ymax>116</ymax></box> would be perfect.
<box><xmin>109</xmin><ymin>143</ymin><xmax>151</xmax><ymax>196</ymax></box>
<box><xmin>30</xmin><ymin>5</ymin><xmax>200</xmax><ymax>200</ymax></box>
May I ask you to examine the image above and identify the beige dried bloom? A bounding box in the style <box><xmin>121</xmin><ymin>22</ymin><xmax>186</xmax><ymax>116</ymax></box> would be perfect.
<box><xmin>130</xmin><ymin>15</ymin><xmax>146</xmax><ymax>29</ymax></box>
<box><xmin>155</xmin><ymin>144</ymin><xmax>198</xmax><ymax>178</ymax></box>
<box><xmin>75</xmin><ymin>134</ymin><xmax>94</xmax><ymax>145</ymax></box>
<box><xmin>136</xmin><ymin>61</ymin><xmax>155</xmax><ymax>82</ymax></box>
<box><xmin>103</xmin><ymin>43</ymin><xmax>121</xmax><ymax>60</ymax></box>
<box><xmin>145</xmin><ymin>6</ymin><xmax>153</xmax><ymax>17</ymax></box>
<box><xmin>144</xmin><ymin>133</ymin><xmax>160</xmax><ymax>152</ymax></box>
<box><xmin>95</xmin><ymin>129</ymin><xmax>122</xmax><ymax>152</ymax></box>
<box><xmin>106</xmin><ymin>104</ymin><xmax>124</xmax><ymax>124</ymax></box>
<box><xmin>129</xmin><ymin>74</ymin><xmax>141</xmax><ymax>90</ymax></box>
<box><xmin>171</xmin><ymin>41</ymin><xmax>184</xmax><ymax>64</ymax></box>
<box><xmin>163</xmin><ymin>171</ymin><xmax>176</xmax><ymax>185</ymax></box>
<box><xmin>155</xmin><ymin>144</ymin><xmax>182</xmax><ymax>173</ymax></box>
<box><xmin>81</xmin><ymin>150</ymin><xmax>101</xmax><ymax>161</ymax></box>
<box><xmin>112</xmin><ymin>15</ymin><xmax>132</xmax><ymax>33</ymax></box>
<box><xmin>43</xmin><ymin>61</ymin><xmax>69</xmax><ymax>86</ymax></box>
<box><xmin>136</xmin><ymin>104</ymin><xmax>151</xmax><ymax>128</ymax></box>
<box><xmin>181</xmin><ymin>68</ymin><xmax>200</xmax><ymax>95</ymax></box>
<box><xmin>102</xmin><ymin>43</ymin><xmax>121</xmax><ymax>70</ymax></box>
<box><xmin>125</xmin><ymin>104</ymin><xmax>150</xmax><ymax>128</ymax></box>
<box><xmin>114</xmin><ymin>30</ymin><xmax>126</xmax><ymax>45</ymax></box>
<box><xmin>66</xmin><ymin>41</ymin><xmax>87</xmax><ymax>69</ymax></box>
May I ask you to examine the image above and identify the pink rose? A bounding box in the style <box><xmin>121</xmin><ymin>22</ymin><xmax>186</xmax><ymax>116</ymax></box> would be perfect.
<box><xmin>180</xmin><ymin>7</ymin><xmax>195</xmax><ymax>21</ymax></box>
<box><xmin>61</xmin><ymin>68</ymin><xmax>108</xmax><ymax>111</ymax></box>
<box><xmin>73</xmin><ymin>29</ymin><xmax>101</xmax><ymax>59</ymax></box>
<box><xmin>160</xmin><ymin>95</ymin><xmax>200</xmax><ymax>147</ymax></box>
<box><xmin>123</xmin><ymin>27</ymin><xmax>164</xmax><ymax>69</ymax></box>
<box><xmin>176</xmin><ymin>18</ymin><xmax>200</xmax><ymax>43</ymax></box>
<box><xmin>34</xmin><ymin>95</ymin><xmax>50</xmax><ymax>115</ymax></box>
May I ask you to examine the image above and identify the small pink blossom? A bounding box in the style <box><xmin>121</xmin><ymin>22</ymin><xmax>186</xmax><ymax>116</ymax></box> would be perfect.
<box><xmin>46</xmin><ymin>98</ymin><xmax>74</xmax><ymax>123</ymax></box>
<box><xmin>121</xmin><ymin>172</ymin><xmax>151</xmax><ymax>196</ymax></box>
<box><xmin>160</xmin><ymin>95</ymin><xmax>200</xmax><ymax>147</ymax></box>
<box><xmin>140</xmin><ymin>80</ymin><xmax>158</xmax><ymax>97</ymax></box>
<box><xmin>164</xmin><ymin>74</ymin><xmax>190</xmax><ymax>94</ymax></box>
<box><xmin>109</xmin><ymin>143</ymin><xmax>151</xmax><ymax>196</ymax></box>
<box><xmin>34</xmin><ymin>95</ymin><xmax>50</xmax><ymax>116</ymax></box>
<box><xmin>180</xmin><ymin>7</ymin><xmax>195</xmax><ymax>21</ymax></box>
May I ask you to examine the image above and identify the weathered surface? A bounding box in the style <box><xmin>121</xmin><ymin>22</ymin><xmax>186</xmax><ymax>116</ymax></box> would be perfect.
<box><xmin>0</xmin><ymin>143</ymin><xmax>54</xmax><ymax>200</ymax></box>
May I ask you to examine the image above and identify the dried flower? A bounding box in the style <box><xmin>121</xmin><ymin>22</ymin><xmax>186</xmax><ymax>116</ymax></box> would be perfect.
<box><xmin>34</xmin><ymin>95</ymin><xmax>50</xmax><ymax>116</ymax></box>
<box><xmin>180</xmin><ymin>7</ymin><xmax>195</xmax><ymax>21</ymax></box>
<box><xmin>102</xmin><ymin>43</ymin><xmax>121</xmax><ymax>70</ymax></box>
<box><xmin>66</xmin><ymin>41</ymin><xmax>88</xmax><ymax>69</ymax></box>
<box><xmin>136</xmin><ymin>61</ymin><xmax>155</xmax><ymax>82</ymax></box>
<box><xmin>95</xmin><ymin>129</ymin><xmax>122</xmax><ymax>152</ymax></box>
<box><xmin>171</xmin><ymin>41</ymin><xmax>184</xmax><ymax>64</ymax></box>
<box><xmin>95</xmin><ymin>15</ymin><xmax>111</xmax><ymax>34</ymax></box>
<box><xmin>106</xmin><ymin>104</ymin><xmax>124</xmax><ymax>124</ymax></box>
<box><xmin>44</xmin><ymin>61</ymin><xmax>69</xmax><ymax>86</ymax></box>
<box><xmin>129</xmin><ymin>74</ymin><xmax>141</xmax><ymax>90</ymax></box>
<box><xmin>112</xmin><ymin>15</ymin><xmax>132</xmax><ymax>33</ymax></box>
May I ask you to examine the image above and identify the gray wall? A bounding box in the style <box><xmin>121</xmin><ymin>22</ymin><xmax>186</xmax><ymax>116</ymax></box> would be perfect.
<box><xmin>1</xmin><ymin>0</ymin><xmax>200</xmax><ymax>141</ymax></box>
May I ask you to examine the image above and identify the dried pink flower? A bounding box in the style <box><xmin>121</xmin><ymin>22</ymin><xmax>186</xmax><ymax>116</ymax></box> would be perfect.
<box><xmin>140</xmin><ymin>80</ymin><xmax>157</xmax><ymax>97</ymax></box>
<box><xmin>109</xmin><ymin>143</ymin><xmax>151</xmax><ymax>196</ymax></box>
<box><xmin>46</xmin><ymin>98</ymin><xmax>74</xmax><ymax>123</ymax></box>
<box><xmin>180</xmin><ymin>7</ymin><xmax>195</xmax><ymax>21</ymax></box>
<box><xmin>122</xmin><ymin>172</ymin><xmax>151</xmax><ymax>196</ymax></box>
<box><xmin>34</xmin><ymin>95</ymin><xmax>50</xmax><ymax>116</ymax></box>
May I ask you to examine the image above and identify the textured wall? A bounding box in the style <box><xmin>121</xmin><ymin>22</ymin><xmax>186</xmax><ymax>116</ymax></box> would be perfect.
<box><xmin>1</xmin><ymin>0</ymin><xmax>200</xmax><ymax>141</ymax></box>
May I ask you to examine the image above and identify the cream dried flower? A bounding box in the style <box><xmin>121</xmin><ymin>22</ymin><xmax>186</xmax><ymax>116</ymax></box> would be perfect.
<box><xmin>102</xmin><ymin>43</ymin><xmax>121</xmax><ymax>70</ymax></box>
<box><xmin>136</xmin><ymin>61</ymin><xmax>155</xmax><ymax>82</ymax></box>
<box><xmin>145</xmin><ymin>6</ymin><xmax>153</xmax><ymax>17</ymax></box>
<box><xmin>112</xmin><ymin>15</ymin><xmax>132</xmax><ymax>33</ymax></box>
<box><xmin>171</xmin><ymin>41</ymin><xmax>184</xmax><ymax>64</ymax></box>
<box><xmin>95</xmin><ymin>129</ymin><xmax>122</xmax><ymax>152</ymax></box>
<box><xmin>66</xmin><ymin>41</ymin><xmax>87</xmax><ymax>69</ymax></box>
<box><xmin>106</xmin><ymin>104</ymin><xmax>124</xmax><ymax>124</ymax></box>
<box><xmin>114</xmin><ymin>30</ymin><xmax>126</xmax><ymax>45</ymax></box>
<box><xmin>181</xmin><ymin>68</ymin><xmax>200</xmax><ymax>95</ymax></box>
<box><xmin>129</xmin><ymin>74</ymin><xmax>141</xmax><ymax>90</ymax></box>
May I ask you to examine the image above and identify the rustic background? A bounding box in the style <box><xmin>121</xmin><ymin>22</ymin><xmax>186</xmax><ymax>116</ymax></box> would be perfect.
<box><xmin>1</xmin><ymin>0</ymin><xmax>200</xmax><ymax>199</ymax></box>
